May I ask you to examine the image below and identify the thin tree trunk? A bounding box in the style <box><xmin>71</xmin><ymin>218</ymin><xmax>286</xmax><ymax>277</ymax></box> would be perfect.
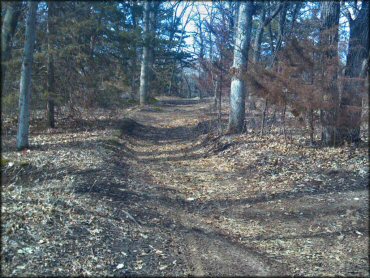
<box><xmin>268</xmin><ymin>23</ymin><xmax>275</xmax><ymax>55</ymax></box>
<box><xmin>227</xmin><ymin>1</ymin><xmax>254</xmax><ymax>134</ymax></box>
<box><xmin>183</xmin><ymin>74</ymin><xmax>192</xmax><ymax>98</ymax></box>
<box><xmin>319</xmin><ymin>2</ymin><xmax>340</xmax><ymax>146</ymax></box>
<box><xmin>308</xmin><ymin>109</ymin><xmax>314</xmax><ymax>145</ymax></box>
<box><xmin>218</xmin><ymin>74</ymin><xmax>222</xmax><ymax>133</ymax></box>
<box><xmin>250</xmin><ymin>3</ymin><xmax>287</xmax><ymax>111</ymax></box>
<box><xmin>16</xmin><ymin>2</ymin><xmax>38</xmax><ymax>150</ymax></box>
<box><xmin>1</xmin><ymin>2</ymin><xmax>22</xmax><ymax>91</ymax></box>
<box><xmin>253</xmin><ymin>3</ymin><xmax>284</xmax><ymax>63</ymax></box>
<box><xmin>269</xmin><ymin>108</ymin><xmax>277</xmax><ymax>132</ymax></box>
<box><xmin>168</xmin><ymin>4</ymin><xmax>193</xmax><ymax>96</ymax></box>
<box><xmin>260</xmin><ymin>99</ymin><xmax>268</xmax><ymax>136</ymax></box>
<box><xmin>47</xmin><ymin>2</ymin><xmax>56</xmax><ymax>128</ymax></box>
<box><xmin>287</xmin><ymin>3</ymin><xmax>302</xmax><ymax>39</ymax></box>
<box><xmin>139</xmin><ymin>1</ymin><xmax>150</xmax><ymax>106</ymax></box>
<box><xmin>147</xmin><ymin>2</ymin><xmax>160</xmax><ymax>99</ymax></box>
<box><xmin>275</xmin><ymin>4</ymin><xmax>288</xmax><ymax>56</ymax></box>
<box><xmin>282</xmin><ymin>104</ymin><xmax>287</xmax><ymax>145</ymax></box>
<box><xmin>249</xmin><ymin>8</ymin><xmax>266</xmax><ymax>111</ymax></box>
<box><xmin>130</xmin><ymin>5</ymin><xmax>139</xmax><ymax>99</ymax></box>
<box><xmin>213</xmin><ymin>76</ymin><xmax>218</xmax><ymax>110</ymax></box>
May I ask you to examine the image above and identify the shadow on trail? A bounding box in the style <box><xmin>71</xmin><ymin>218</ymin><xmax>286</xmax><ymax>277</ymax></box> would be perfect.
<box><xmin>68</xmin><ymin>144</ymin><xmax>367</xmax><ymax>276</ymax></box>
<box><xmin>112</xmin><ymin>118</ymin><xmax>219</xmax><ymax>162</ymax></box>
<box><xmin>188</xmin><ymin>174</ymin><xmax>368</xmax><ymax>214</ymax></box>
<box><xmin>127</xmin><ymin>119</ymin><xmax>216</xmax><ymax>142</ymax></box>
<box><xmin>158</xmin><ymin>98</ymin><xmax>210</xmax><ymax>106</ymax></box>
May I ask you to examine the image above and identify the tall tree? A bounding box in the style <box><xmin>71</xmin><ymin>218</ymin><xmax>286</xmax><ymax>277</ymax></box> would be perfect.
<box><xmin>227</xmin><ymin>1</ymin><xmax>254</xmax><ymax>134</ymax></box>
<box><xmin>47</xmin><ymin>2</ymin><xmax>56</xmax><ymax>128</ymax></box>
<box><xmin>16</xmin><ymin>1</ymin><xmax>38</xmax><ymax>150</ymax></box>
<box><xmin>129</xmin><ymin>2</ymin><xmax>141</xmax><ymax>99</ymax></box>
<box><xmin>338</xmin><ymin>1</ymin><xmax>369</xmax><ymax>143</ymax></box>
<box><xmin>139</xmin><ymin>1</ymin><xmax>150</xmax><ymax>105</ymax></box>
<box><xmin>253</xmin><ymin>2</ymin><xmax>284</xmax><ymax>63</ymax></box>
<box><xmin>167</xmin><ymin>2</ymin><xmax>193</xmax><ymax>96</ymax></box>
<box><xmin>147</xmin><ymin>2</ymin><xmax>160</xmax><ymax>97</ymax></box>
<box><xmin>319</xmin><ymin>1</ymin><xmax>340</xmax><ymax>146</ymax></box>
<box><xmin>1</xmin><ymin>2</ymin><xmax>22</xmax><ymax>90</ymax></box>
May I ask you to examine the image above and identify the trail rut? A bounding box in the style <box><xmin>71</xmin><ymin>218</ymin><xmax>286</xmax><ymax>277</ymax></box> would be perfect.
<box><xmin>118</xmin><ymin>99</ymin><xmax>283</xmax><ymax>276</ymax></box>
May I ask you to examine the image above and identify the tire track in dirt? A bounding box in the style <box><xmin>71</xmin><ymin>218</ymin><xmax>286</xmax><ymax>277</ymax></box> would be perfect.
<box><xmin>165</xmin><ymin>206</ymin><xmax>274</xmax><ymax>276</ymax></box>
<box><xmin>121</xmin><ymin>99</ymin><xmax>284</xmax><ymax>276</ymax></box>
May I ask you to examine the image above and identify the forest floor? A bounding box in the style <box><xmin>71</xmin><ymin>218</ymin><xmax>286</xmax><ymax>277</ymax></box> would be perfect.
<box><xmin>1</xmin><ymin>97</ymin><xmax>369</xmax><ymax>276</ymax></box>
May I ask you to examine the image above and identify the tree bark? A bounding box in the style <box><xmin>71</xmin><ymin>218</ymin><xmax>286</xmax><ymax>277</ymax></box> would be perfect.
<box><xmin>130</xmin><ymin>3</ymin><xmax>140</xmax><ymax>99</ymax></box>
<box><xmin>227</xmin><ymin>1</ymin><xmax>254</xmax><ymax>134</ymax></box>
<box><xmin>47</xmin><ymin>2</ymin><xmax>56</xmax><ymax>128</ymax></box>
<box><xmin>139</xmin><ymin>1</ymin><xmax>150</xmax><ymax>105</ymax></box>
<box><xmin>252</xmin><ymin>7</ymin><xmax>266</xmax><ymax>64</ymax></box>
<box><xmin>249</xmin><ymin>7</ymin><xmax>266</xmax><ymax>111</ymax></box>
<box><xmin>1</xmin><ymin>2</ymin><xmax>22</xmax><ymax>91</ymax></box>
<box><xmin>319</xmin><ymin>1</ymin><xmax>340</xmax><ymax>146</ymax></box>
<box><xmin>16</xmin><ymin>2</ymin><xmax>38</xmax><ymax>150</ymax></box>
<box><xmin>338</xmin><ymin>2</ymin><xmax>369</xmax><ymax>143</ymax></box>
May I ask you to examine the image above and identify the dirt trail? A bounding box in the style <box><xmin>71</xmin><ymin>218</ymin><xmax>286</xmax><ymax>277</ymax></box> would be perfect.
<box><xmin>110</xmin><ymin>98</ymin><xmax>368</xmax><ymax>276</ymax></box>
<box><xmin>115</xmin><ymin>98</ymin><xmax>285</xmax><ymax>276</ymax></box>
<box><xmin>3</xmin><ymin>97</ymin><xmax>367</xmax><ymax>276</ymax></box>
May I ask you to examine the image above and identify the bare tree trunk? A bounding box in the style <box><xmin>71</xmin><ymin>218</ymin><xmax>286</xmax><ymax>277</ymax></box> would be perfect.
<box><xmin>130</xmin><ymin>4</ymin><xmax>140</xmax><ymax>99</ymax></box>
<box><xmin>287</xmin><ymin>3</ymin><xmax>302</xmax><ymax>39</ymax></box>
<box><xmin>227</xmin><ymin>1</ymin><xmax>254</xmax><ymax>134</ymax></box>
<box><xmin>139</xmin><ymin>1</ymin><xmax>150</xmax><ymax>106</ymax></box>
<box><xmin>213</xmin><ymin>75</ymin><xmax>218</xmax><ymax>110</ymax></box>
<box><xmin>282</xmin><ymin>104</ymin><xmax>287</xmax><ymax>145</ymax></box>
<box><xmin>338</xmin><ymin>2</ymin><xmax>369</xmax><ymax>143</ymax></box>
<box><xmin>319</xmin><ymin>2</ymin><xmax>340</xmax><ymax>146</ymax></box>
<box><xmin>269</xmin><ymin>107</ymin><xmax>277</xmax><ymax>132</ymax></box>
<box><xmin>218</xmin><ymin>75</ymin><xmax>222</xmax><ymax>133</ymax></box>
<box><xmin>308</xmin><ymin>109</ymin><xmax>314</xmax><ymax>145</ymax></box>
<box><xmin>16</xmin><ymin>2</ymin><xmax>38</xmax><ymax>150</ymax></box>
<box><xmin>249</xmin><ymin>3</ymin><xmax>285</xmax><ymax>111</ymax></box>
<box><xmin>249</xmin><ymin>7</ymin><xmax>265</xmax><ymax>111</ymax></box>
<box><xmin>183</xmin><ymin>73</ymin><xmax>192</xmax><ymax>98</ymax></box>
<box><xmin>260</xmin><ymin>99</ymin><xmax>268</xmax><ymax>136</ymax></box>
<box><xmin>47</xmin><ymin>2</ymin><xmax>56</xmax><ymax>128</ymax></box>
<box><xmin>1</xmin><ymin>2</ymin><xmax>22</xmax><ymax>91</ymax></box>
<box><xmin>131</xmin><ymin>51</ymin><xmax>138</xmax><ymax>99</ymax></box>
<box><xmin>168</xmin><ymin>3</ymin><xmax>193</xmax><ymax>97</ymax></box>
<box><xmin>274</xmin><ymin>4</ymin><xmax>288</xmax><ymax>57</ymax></box>
<box><xmin>253</xmin><ymin>3</ymin><xmax>285</xmax><ymax>63</ymax></box>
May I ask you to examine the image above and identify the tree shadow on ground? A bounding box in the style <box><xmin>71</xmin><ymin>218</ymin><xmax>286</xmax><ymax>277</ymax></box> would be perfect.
<box><xmin>158</xmin><ymin>98</ymin><xmax>210</xmax><ymax>106</ymax></box>
<box><xmin>67</xmin><ymin>153</ymin><xmax>367</xmax><ymax>277</ymax></box>
<box><xmin>187</xmin><ymin>174</ymin><xmax>368</xmax><ymax>214</ymax></box>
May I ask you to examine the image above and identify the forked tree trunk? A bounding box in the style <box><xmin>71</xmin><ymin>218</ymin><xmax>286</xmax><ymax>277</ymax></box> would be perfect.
<box><xmin>249</xmin><ymin>7</ymin><xmax>265</xmax><ymax>111</ymax></box>
<box><xmin>319</xmin><ymin>1</ymin><xmax>340</xmax><ymax>146</ymax></box>
<box><xmin>249</xmin><ymin>3</ymin><xmax>284</xmax><ymax>110</ymax></box>
<box><xmin>16</xmin><ymin>2</ymin><xmax>38</xmax><ymax>150</ymax></box>
<box><xmin>227</xmin><ymin>1</ymin><xmax>254</xmax><ymax>134</ymax></box>
<box><xmin>337</xmin><ymin>2</ymin><xmax>369</xmax><ymax>143</ymax></box>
